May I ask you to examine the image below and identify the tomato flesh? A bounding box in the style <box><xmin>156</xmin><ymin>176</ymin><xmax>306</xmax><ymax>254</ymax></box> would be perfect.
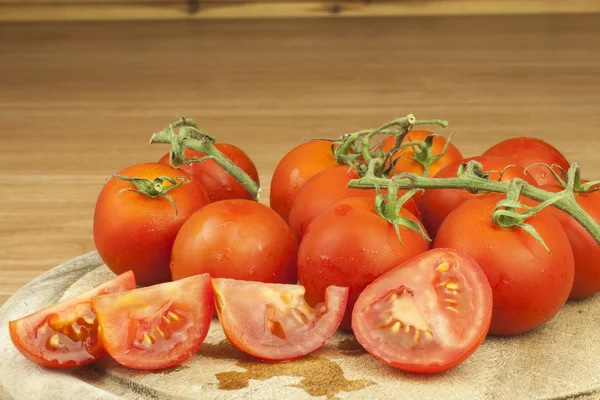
<box><xmin>352</xmin><ymin>249</ymin><xmax>492</xmax><ymax>374</ymax></box>
<box><xmin>91</xmin><ymin>274</ymin><xmax>213</xmax><ymax>370</ymax></box>
<box><xmin>212</xmin><ymin>278</ymin><xmax>348</xmax><ymax>361</ymax></box>
<box><xmin>9</xmin><ymin>271</ymin><xmax>136</xmax><ymax>369</ymax></box>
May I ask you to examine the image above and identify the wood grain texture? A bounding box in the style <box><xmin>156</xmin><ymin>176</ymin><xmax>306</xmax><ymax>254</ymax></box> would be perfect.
<box><xmin>1</xmin><ymin>14</ymin><xmax>600</xmax><ymax>306</ymax></box>
<box><xmin>2</xmin><ymin>0</ymin><xmax>600</xmax><ymax>22</ymax></box>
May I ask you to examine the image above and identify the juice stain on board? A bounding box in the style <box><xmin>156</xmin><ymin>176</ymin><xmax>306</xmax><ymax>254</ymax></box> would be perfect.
<box><xmin>202</xmin><ymin>339</ymin><xmax>374</xmax><ymax>400</ymax></box>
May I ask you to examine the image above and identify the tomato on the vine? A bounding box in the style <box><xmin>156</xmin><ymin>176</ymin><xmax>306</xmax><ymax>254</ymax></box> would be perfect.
<box><xmin>91</xmin><ymin>274</ymin><xmax>213</xmax><ymax>370</ymax></box>
<box><xmin>9</xmin><ymin>271</ymin><xmax>136</xmax><ymax>369</ymax></box>
<box><xmin>270</xmin><ymin>140</ymin><xmax>340</xmax><ymax>222</ymax></box>
<box><xmin>482</xmin><ymin>137</ymin><xmax>570</xmax><ymax>186</ymax></box>
<box><xmin>352</xmin><ymin>249</ymin><xmax>492</xmax><ymax>374</ymax></box>
<box><xmin>418</xmin><ymin>156</ymin><xmax>537</xmax><ymax>237</ymax></box>
<box><xmin>382</xmin><ymin>130</ymin><xmax>463</xmax><ymax>177</ymax></box>
<box><xmin>288</xmin><ymin>166</ymin><xmax>419</xmax><ymax>240</ymax></box>
<box><xmin>170</xmin><ymin>199</ymin><xmax>298</xmax><ymax>284</ymax></box>
<box><xmin>541</xmin><ymin>184</ymin><xmax>600</xmax><ymax>299</ymax></box>
<box><xmin>298</xmin><ymin>196</ymin><xmax>430</xmax><ymax>330</ymax></box>
<box><xmin>433</xmin><ymin>193</ymin><xmax>574</xmax><ymax>336</ymax></box>
<box><xmin>159</xmin><ymin>143</ymin><xmax>259</xmax><ymax>202</ymax></box>
<box><xmin>212</xmin><ymin>278</ymin><xmax>348</xmax><ymax>360</ymax></box>
<box><xmin>94</xmin><ymin>162</ymin><xmax>211</xmax><ymax>286</ymax></box>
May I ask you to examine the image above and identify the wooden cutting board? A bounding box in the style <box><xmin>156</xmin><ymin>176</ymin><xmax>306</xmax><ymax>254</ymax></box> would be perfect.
<box><xmin>1</xmin><ymin>252</ymin><xmax>599</xmax><ymax>400</ymax></box>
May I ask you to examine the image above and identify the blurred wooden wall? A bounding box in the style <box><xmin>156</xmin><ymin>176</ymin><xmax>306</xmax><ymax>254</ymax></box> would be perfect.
<box><xmin>2</xmin><ymin>0</ymin><xmax>600</xmax><ymax>22</ymax></box>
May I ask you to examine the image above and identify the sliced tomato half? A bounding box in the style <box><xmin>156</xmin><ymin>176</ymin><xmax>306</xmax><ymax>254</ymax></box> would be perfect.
<box><xmin>212</xmin><ymin>278</ymin><xmax>348</xmax><ymax>361</ymax></box>
<box><xmin>91</xmin><ymin>273</ymin><xmax>213</xmax><ymax>370</ymax></box>
<box><xmin>352</xmin><ymin>249</ymin><xmax>492</xmax><ymax>374</ymax></box>
<box><xmin>9</xmin><ymin>271</ymin><xmax>136</xmax><ymax>369</ymax></box>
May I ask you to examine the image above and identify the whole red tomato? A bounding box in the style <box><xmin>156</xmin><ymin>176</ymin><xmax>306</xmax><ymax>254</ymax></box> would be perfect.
<box><xmin>418</xmin><ymin>156</ymin><xmax>537</xmax><ymax>237</ymax></box>
<box><xmin>170</xmin><ymin>199</ymin><xmax>298</xmax><ymax>284</ymax></box>
<box><xmin>482</xmin><ymin>137</ymin><xmax>569</xmax><ymax>186</ymax></box>
<box><xmin>270</xmin><ymin>140</ymin><xmax>340</xmax><ymax>222</ymax></box>
<box><xmin>541</xmin><ymin>184</ymin><xmax>600</xmax><ymax>299</ymax></box>
<box><xmin>382</xmin><ymin>130</ymin><xmax>463</xmax><ymax>177</ymax></box>
<box><xmin>298</xmin><ymin>196</ymin><xmax>430</xmax><ymax>330</ymax></box>
<box><xmin>433</xmin><ymin>193</ymin><xmax>574</xmax><ymax>336</ymax></box>
<box><xmin>288</xmin><ymin>165</ymin><xmax>419</xmax><ymax>240</ymax></box>
<box><xmin>94</xmin><ymin>163</ymin><xmax>210</xmax><ymax>286</ymax></box>
<box><xmin>159</xmin><ymin>143</ymin><xmax>259</xmax><ymax>202</ymax></box>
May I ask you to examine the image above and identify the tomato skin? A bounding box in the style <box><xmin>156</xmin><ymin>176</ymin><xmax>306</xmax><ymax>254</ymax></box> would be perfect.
<box><xmin>482</xmin><ymin>137</ymin><xmax>570</xmax><ymax>186</ymax></box>
<box><xmin>288</xmin><ymin>166</ymin><xmax>419</xmax><ymax>240</ymax></box>
<box><xmin>433</xmin><ymin>193</ymin><xmax>574</xmax><ymax>336</ymax></box>
<box><xmin>9</xmin><ymin>271</ymin><xmax>136</xmax><ymax>369</ymax></box>
<box><xmin>93</xmin><ymin>163</ymin><xmax>210</xmax><ymax>286</ymax></box>
<box><xmin>382</xmin><ymin>130</ymin><xmax>464</xmax><ymax>177</ymax></box>
<box><xmin>298</xmin><ymin>196</ymin><xmax>430</xmax><ymax>330</ymax></box>
<box><xmin>159</xmin><ymin>143</ymin><xmax>259</xmax><ymax>202</ymax></box>
<box><xmin>418</xmin><ymin>156</ymin><xmax>537</xmax><ymax>238</ymax></box>
<box><xmin>212</xmin><ymin>278</ymin><xmax>348</xmax><ymax>361</ymax></box>
<box><xmin>352</xmin><ymin>249</ymin><xmax>492</xmax><ymax>374</ymax></box>
<box><xmin>92</xmin><ymin>274</ymin><xmax>214</xmax><ymax>370</ymax></box>
<box><xmin>171</xmin><ymin>199</ymin><xmax>298</xmax><ymax>284</ymax></box>
<box><xmin>541</xmin><ymin>184</ymin><xmax>600</xmax><ymax>299</ymax></box>
<box><xmin>270</xmin><ymin>140</ymin><xmax>340</xmax><ymax>222</ymax></box>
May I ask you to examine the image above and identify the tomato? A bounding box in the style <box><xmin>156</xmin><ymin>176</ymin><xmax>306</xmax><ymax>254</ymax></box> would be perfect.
<box><xmin>9</xmin><ymin>271</ymin><xmax>135</xmax><ymax>369</ymax></box>
<box><xmin>212</xmin><ymin>278</ymin><xmax>348</xmax><ymax>360</ymax></box>
<box><xmin>433</xmin><ymin>193</ymin><xmax>574</xmax><ymax>335</ymax></box>
<box><xmin>288</xmin><ymin>165</ymin><xmax>419</xmax><ymax>240</ymax></box>
<box><xmin>94</xmin><ymin>162</ymin><xmax>210</xmax><ymax>286</ymax></box>
<box><xmin>482</xmin><ymin>137</ymin><xmax>570</xmax><ymax>186</ymax></box>
<box><xmin>91</xmin><ymin>274</ymin><xmax>213</xmax><ymax>370</ymax></box>
<box><xmin>170</xmin><ymin>199</ymin><xmax>298</xmax><ymax>284</ymax></box>
<box><xmin>418</xmin><ymin>156</ymin><xmax>537</xmax><ymax>237</ymax></box>
<box><xmin>540</xmin><ymin>184</ymin><xmax>600</xmax><ymax>299</ymax></box>
<box><xmin>159</xmin><ymin>143</ymin><xmax>259</xmax><ymax>202</ymax></box>
<box><xmin>270</xmin><ymin>140</ymin><xmax>340</xmax><ymax>222</ymax></box>
<box><xmin>382</xmin><ymin>130</ymin><xmax>463</xmax><ymax>178</ymax></box>
<box><xmin>298</xmin><ymin>196</ymin><xmax>430</xmax><ymax>330</ymax></box>
<box><xmin>352</xmin><ymin>249</ymin><xmax>492</xmax><ymax>374</ymax></box>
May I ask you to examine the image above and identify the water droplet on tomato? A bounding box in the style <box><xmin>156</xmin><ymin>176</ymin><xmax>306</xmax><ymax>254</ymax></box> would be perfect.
<box><xmin>335</xmin><ymin>204</ymin><xmax>352</xmax><ymax>217</ymax></box>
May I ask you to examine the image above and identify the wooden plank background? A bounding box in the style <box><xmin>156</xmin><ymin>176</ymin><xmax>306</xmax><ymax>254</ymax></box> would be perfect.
<box><xmin>1</xmin><ymin>13</ymin><xmax>600</xmax><ymax>305</ymax></box>
<box><xmin>2</xmin><ymin>0</ymin><xmax>600</xmax><ymax>22</ymax></box>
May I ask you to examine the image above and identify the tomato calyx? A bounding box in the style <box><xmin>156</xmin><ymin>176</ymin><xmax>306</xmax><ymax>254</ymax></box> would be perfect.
<box><xmin>526</xmin><ymin>162</ymin><xmax>600</xmax><ymax>195</ymax></box>
<box><xmin>150</xmin><ymin>116</ymin><xmax>260</xmax><ymax>200</ymax></box>
<box><xmin>113</xmin><ymin>174</ymin><xmax>189</xmax><ymax>215</ymax></box>
<box><xmin>394</xmin><ymin>132</ymin><xmax>458</xmax><ymax>178</ymax></box>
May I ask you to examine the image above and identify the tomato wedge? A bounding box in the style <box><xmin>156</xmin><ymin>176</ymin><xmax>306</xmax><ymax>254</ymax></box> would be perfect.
<box><xmin>352</xmin><ymin>249</ymin><xmax>492</xmax><ymax>374</ymax></box>
<box><xmin>9</xmin><ymin>271</ymin><xmax>136</xmax><ymax>369</ymax></box>
<box><xmin>212</xmin><ymin>278</ymin><xmax>348</xmax><ymax>361</ymax></box>
<box><xmin>91</xmin><ymin>274</ymin><xmax>213</xmax><ymax>370</ymax></box>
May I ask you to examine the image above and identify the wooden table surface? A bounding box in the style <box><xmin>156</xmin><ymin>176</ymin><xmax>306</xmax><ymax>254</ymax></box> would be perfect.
<box><xmin>1</xmin><ymin>13</ymin><xmax>600</xmax><ymax>306</ymax></box>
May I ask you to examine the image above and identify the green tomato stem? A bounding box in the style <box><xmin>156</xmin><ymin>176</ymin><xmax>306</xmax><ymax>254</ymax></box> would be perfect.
<box><xmin>349</xmin><ymin>161</ymin><xmax>600</xmax><ymax>244</ymax></box>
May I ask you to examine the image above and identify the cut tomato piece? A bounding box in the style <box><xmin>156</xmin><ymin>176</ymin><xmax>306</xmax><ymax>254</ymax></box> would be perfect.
<box><xmin>212</xmin><ymin>278</ymin><xmax>348</xmax><ymax>361</ymax></box>
<box><xmin>9</xmin><ymin>271</ymin><xmax>136</xmax><ymax>369</ymax></box>
<box><xmin>91</xmin><ymin>274</ymin><xmax>213</xmax><ymax>370</ymax></box>
<box><xmin>352</xmin><ymin>249</ymin><xmax>492</xmax><ymax>374</ymax></box>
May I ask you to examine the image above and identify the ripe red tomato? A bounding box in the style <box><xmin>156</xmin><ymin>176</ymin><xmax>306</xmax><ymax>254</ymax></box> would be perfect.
<box><xmin>482</xmin><ymin>137</ymin><xmax>570</xmax><ymax>186</ymax></box>
<box><xmin>541</xmin><ymin>184</ymin><xmax>600</xmax><ymax>299</ymax></box>
<box><xmin>288</xmin><ymin>165</ymin><xmax>419</xmax><ymax>240</ymax></box>
<box><xmin>159</xmin><ymin>143</ymin><xmax>259</xmax><ymax>202</ymax></box>
<box><xmin>212</xmin><ymin>278</ymin><xmax>348</xmax><ymax>360</ymax></box>
<box><xmin>9</xmin><ymin>271</ymin><xmax>135</xmax><ymax>369</ymax></box>
<box><xmin>418</xmin><ymin>156</ymin><xmax>537</xmax><ymax>237</ymax></box>
<box><xmin>91</xmin><ymin>274</ymin><xmax>213</xmax><ymax>370</ymax></box>
<box><xmin>270</xmin><ymin>140</ymin><xmax>340</xmax><ymax>222</ymax></box>
<box><xmin>382</xmin><ymin>130</ymin><xmax>463</xmax><ymax>177</ymax></box>
<box><xmin>170</xmin><ymin>199</ymin><xmax>298</xmax><ymax>284</ymax></box>
<box><xmin>352</xmin><ymin>249</ymin><xmax>492</xmax><ymax>374</ymax></box>
<box><xmin>94</xmin><ymin>163</ymin><xmax>210</xmax><ymax>286</ymax></box>
<box><xmin>298</xmin><ymin>196</ymin><xmax>430</xmax><ymax>330</ymax></box>
<box><xmin>433</xmin><ymin>193</ymin><xmax>574</xmax><ymax>336</ymax></box>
